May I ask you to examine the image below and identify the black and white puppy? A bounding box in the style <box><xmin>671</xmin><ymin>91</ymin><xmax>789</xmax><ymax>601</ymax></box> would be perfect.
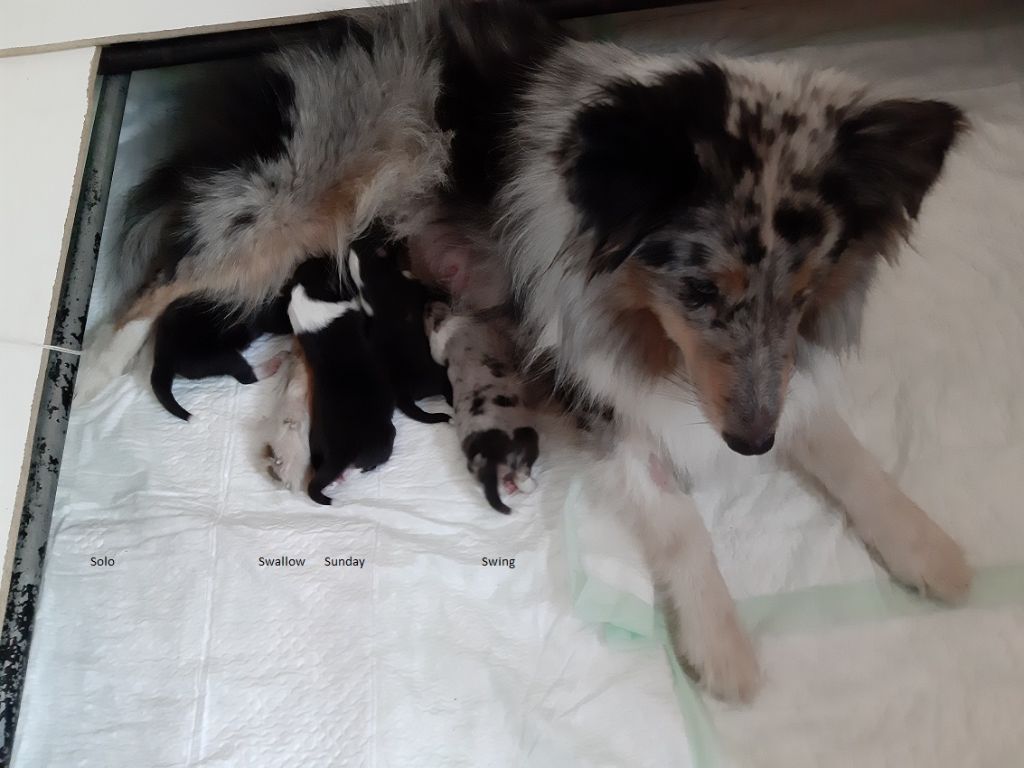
<box><xmin>150</xmin><ymin>294</ymin><xmax>291</xmax><ymax>420</ymax></box>
<box><xmin>288</xmin><ymin>254</ymin><xmax>396</xmax><ymax>505</ymax></box>
<box><xmin>425</xmin><ymin>301</ymin><xmax>538</xmax><ymax>513</ymax></box>
<box><xmin>353</xmin><ymin>224</ymin><xmax>453</xmax><ymax>424</ymax></box>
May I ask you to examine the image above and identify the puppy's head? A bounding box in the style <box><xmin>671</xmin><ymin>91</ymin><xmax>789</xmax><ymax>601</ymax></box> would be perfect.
<box><xmin>559</xmin><ymin>60</ymin><xmax>965</xmax><ymax>455</ymax></box>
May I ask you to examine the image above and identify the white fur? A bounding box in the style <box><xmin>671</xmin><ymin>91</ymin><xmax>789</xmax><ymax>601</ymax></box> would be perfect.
<box><xmin>260</xmin><ymin>349</ymin><xmax>311</xmax><ymax>492</ymax></box>
<box><xmin>585</xmin><ymin>340</ymin><xmax>970</xmax><ymax>701</ymax></box>
<box><xmin>428</xmin><ymin>314</ymin><xmax>468</xmax><ymax>365</ymax></box>
<box><xmin>786</xmin><ymin>409</ymin><xmax>972</xmax><ymax>601</ymax></box>
<box><xmin>346</xmin><ymin>248</ymin><xmax>375</xmax><ymax>317</ymax></box>
<box><xmin>287</xmin><ymin>285</ymin><xmax>359</xmax><ymax>334</ymax></box>
<box><xmin>488</xmin><ymin>34</ymin><xmax>970</xmax><ymax>700</ymax></box>
<box><xmin>596</xmin><ymin>425</ymin><xmax>761</xmax><ymax>701</ymax></box>
<box><xmin>73</xmin><ymin>319</ymin><xmax>153</xmax><ymax>406</ymax></box>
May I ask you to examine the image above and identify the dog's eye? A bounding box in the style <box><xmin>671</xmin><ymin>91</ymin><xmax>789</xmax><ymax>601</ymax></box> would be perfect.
<box><xmin>680</xmin><ymin>278</ymin><xmax>720</xmax><ymax>311</ymax></box>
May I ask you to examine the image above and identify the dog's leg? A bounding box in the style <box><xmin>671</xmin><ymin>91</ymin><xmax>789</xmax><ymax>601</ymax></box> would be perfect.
<box><xmin>610</xmin><ymin>430</ymin><xmax>760</xmax><ymax>702</ymax></box>
<box><xmin>786</xmin><ymin>408</ymin><xmax>972</xmax><ymax>602</ymax></box>
<box><xmin>73</xmin><ymin>318</ymin><xmax>155</xmax><ymax>406</ymax></box>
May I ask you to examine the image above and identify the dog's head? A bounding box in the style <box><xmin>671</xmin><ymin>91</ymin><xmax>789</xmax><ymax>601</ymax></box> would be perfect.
<box><xmin>558</xmin><ymin>60</ymin><xmax>965</xmax><ymax>455</ymax></box>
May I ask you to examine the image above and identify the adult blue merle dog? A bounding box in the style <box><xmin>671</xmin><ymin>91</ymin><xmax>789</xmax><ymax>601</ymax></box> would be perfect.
<box><xmin>97</xmin><ymin>0</ymin><xmax>969</xmax><ymax>701</ymax></box>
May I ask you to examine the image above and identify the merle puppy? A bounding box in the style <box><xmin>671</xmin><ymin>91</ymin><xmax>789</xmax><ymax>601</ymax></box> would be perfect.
<box><xmin>288</xmin><ymin>254</ymin><xmax>396</xmax><ymax>505</ymax></box>
<box><xmin>426</xmin><ymin>301</ymin><xmax>539</xmax><ymax>513</ymax></box>
<box><xmin>353</xmin><ymin>224</ymin><xmax>452</xmax><ymax>424</ymax></box>
<box><xmin>150</xmin><ymin>294</ymin><xmax>291</xmax><ymax>420</ymax></box>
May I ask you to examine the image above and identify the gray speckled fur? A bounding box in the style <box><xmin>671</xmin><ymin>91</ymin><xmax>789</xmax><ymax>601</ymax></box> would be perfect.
<box><xmin>428</xmin><ymin>305</ymin><xmax>533</xmax><ymax>441</ymax></box>
<box><xmin>426</xmin><ymin>303</ymin><xmax>538</xmax><ymax>506</ymax></box>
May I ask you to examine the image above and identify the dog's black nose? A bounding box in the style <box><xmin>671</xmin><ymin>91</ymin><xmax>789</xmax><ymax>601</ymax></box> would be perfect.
<box><xmin>722</xmin><ymin>432</ymin><xmax>775</xmax><ymax>456</ymax></box>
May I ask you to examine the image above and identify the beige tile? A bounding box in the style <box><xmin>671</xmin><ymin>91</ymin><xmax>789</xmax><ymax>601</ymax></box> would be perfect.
<box><xmin>0</xmin><ymin>47</ymin><xmax>97</xmax><ymax>347</ymax></box>
<box><xmin>0</xmin><ymin>0</ymin><xmax>370</xmax><ymax>54</ymax></box>
<box><xmin>0</xmin><ymin>341</ymin><xmax>44</xmax><ymax>607</ymax></box>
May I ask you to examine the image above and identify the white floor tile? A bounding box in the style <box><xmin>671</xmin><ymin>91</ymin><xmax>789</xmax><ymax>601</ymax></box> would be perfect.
<box><xmin>0</xmin><ymin>47</ymin><xmax>97</xmax><ymax>347</ymax></box>
<box><xmin>0</xmin><ymin>341</ymin><xmax>44</xmax><ymax>604</ymax></box>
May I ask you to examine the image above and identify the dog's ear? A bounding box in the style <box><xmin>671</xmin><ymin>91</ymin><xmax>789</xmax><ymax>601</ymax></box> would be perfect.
<box><xmin>560</xmin><ymin>65</ymin><xmax>729</xmax><ymax>274</ymax></box>
<box><xmin>823</xmin><ymin>99</ymin><xmax>966</xmax><ymax>247</ymax></box>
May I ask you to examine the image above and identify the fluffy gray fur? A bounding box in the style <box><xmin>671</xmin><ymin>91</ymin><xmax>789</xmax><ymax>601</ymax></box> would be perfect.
<box><xmin>116</xmin><ymin>5</ymin><xmax>450</xmax><ymax>323</ymax></box>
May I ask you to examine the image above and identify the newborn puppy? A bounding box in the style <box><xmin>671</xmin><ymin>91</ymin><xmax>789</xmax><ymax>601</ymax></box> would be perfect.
<box><xmin>425</xmin><ymin>302</ymin><xmax>539</xmax><ymax>513</ymax></box>
<box><xmin>261</xmin><ymin>342</ymin><xmax>313</xmax><ymax>493</ymax></box>
<box><xmin>150</xmin><ymin>294</ymin><xmax>291</xmax><ymax>420</ymax></box>
<box><xmin>353</xmin><ymin>224</ymin><xmax>452</xmax><ymax>424</ymax></box>
<box><xmin>289</xmin><ymin>254</ymin><xmax>396</xmax><ymax>505</ymax></box>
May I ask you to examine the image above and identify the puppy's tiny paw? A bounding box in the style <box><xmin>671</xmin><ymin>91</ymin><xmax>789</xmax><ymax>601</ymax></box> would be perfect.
<box><xmin>697</xmin><ymin>619</ymin><xmax>761</xmax><ymax>704</ymax></box>
<box><xmin>516</xmin><ymin>476</ymin><xmax>537</xmax><ymax>494</ymax></box>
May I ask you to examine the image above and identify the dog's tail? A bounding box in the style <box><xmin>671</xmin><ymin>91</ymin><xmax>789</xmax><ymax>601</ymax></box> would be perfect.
<box><xmin>150</xmin><ymin>363</ymin><xmax>191</xmax><ymax>421</ymax></box>
<box><xmin>397</xmin><ymin>397</ymin><xmax>450</xmax><ymax>425</ymax></box>
<box><xmin>477</xmin><ymin>460</ymin><xmax>511</xmax><ymax>514</ymax></box>
<box><xmin>307</xmin><ymin>463</ymin><xmax>339</xmax><ymax>506</ymax></box>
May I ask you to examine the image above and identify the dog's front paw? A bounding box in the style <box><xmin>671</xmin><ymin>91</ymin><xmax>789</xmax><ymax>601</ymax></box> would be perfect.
<box><xmin>875</xmin><ymin>501</ymin><xmax>973</xmax><ymax>603</ymax></box>
<box><xmin>695</xmin><ymin>615</ymin><xmax>761</xmax><ymax>703</ymax></box>
<box><xmin>675</xmin><ymin>606</ymin><xmax>760</xmax><ymax>703</ymax></box>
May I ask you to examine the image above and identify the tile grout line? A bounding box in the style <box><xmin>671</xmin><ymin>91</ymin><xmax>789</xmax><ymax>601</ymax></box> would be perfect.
<box><xmin>0</xmin><ymin>338</ymin><xmax>82</xmax><ymax>357</ymax></box>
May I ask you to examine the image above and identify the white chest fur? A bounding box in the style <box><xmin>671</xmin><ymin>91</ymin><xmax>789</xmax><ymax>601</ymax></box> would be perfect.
<box><xmin>287</xmin><ymin>284</ymin><xmax>360</xmax><ymax>334</ymax></box>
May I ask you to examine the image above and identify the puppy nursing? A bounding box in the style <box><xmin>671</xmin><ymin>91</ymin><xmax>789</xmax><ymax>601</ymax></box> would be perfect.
<box><xmin>288</xmin><ymin>254</ymin><xmax>396</xmax><ymax>505</ymax></box>
<box><xmin>426</xmin><ymin>302</ymin><xmax>539</xmax><ymax>513</ymax></box>
<box><xmin>99</xmin><ymin>0</ymin><xmax>976</xmax><ymax>703</ymax></box>
<box><xmin>150</xmin><ymin>294</ymin><xmax>290</xmax><ymax>420</ymax></box>
<box><xmin>353</xmin><ymin>225</ymin><xmax>452</xmax><ymax>424</ymax></box>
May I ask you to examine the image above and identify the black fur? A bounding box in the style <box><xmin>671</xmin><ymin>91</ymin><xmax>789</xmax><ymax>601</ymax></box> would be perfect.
<box><xmin>461</xmin><ymin>427</ymin><xmax>539</xmax><ymax>514</ymax></box>
<box><xmin>351</xmin><ymin>225</ymin><xmax>453</xmax><ymax>423</ymax></box>
<box><xmin>559</xmin><ymin>63</ymin><xmax>738</xmax><ymax>273</ymax></box>
<box><xmin>150</xmin><ymin>294</ymin><xmax>290</xmax><ymax>421</ymax></box>
<box><xmin>435</xmin><ymin>0</ymin><xmax>566</xmax><ymax>207</ymax></box>
<box><xmin>635</xmin><ymin>240</ymin><xmax>676</xmax><ymax>269</ymax></box>
<box><xmin>822</xmin><ymin>99</ymin><xmax>965</xmax><ymax>243</ymax></box>
<box><xmin>773</xmin><ymin>204</ymin><xmax>824</xmax><ymax>244</ymax></box>
<box><xmin>290</xmin><ymin>257</ymin><xmax>396</xmax><ymax>505</ymax></box>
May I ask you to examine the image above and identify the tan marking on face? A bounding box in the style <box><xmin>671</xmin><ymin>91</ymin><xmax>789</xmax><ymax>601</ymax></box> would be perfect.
<box><xmin>716</xmin><ymin>266</ymin><xmax>749</xmax><ymax>301</ymax></box>
<box><xmin>791</xmin><ymin>260</ymin><xmax>816</xmax><ymax>298</ymax></box>
<box><xmin>799</xmin><ymin>252</ymin><xmax>868</xmax><ymax>340</ymax></box>
<box><xmin>650</xmin><ymin>298</ymin><xmax>735</xmax><ymax>430</ymax></box>
<box><xmin>612</xmin><ymin>261</ymin><xmax>657</xmax><ymax>309</ymax></box>
<box><xmin>621</xmin><ymin>308</ymin><xmax>678</xmax><ymax>377</ymax></box>
<box><xmin>611</xmin><ymin>263</ymin><xmax>679</xmax><ymax>378</ymax></box>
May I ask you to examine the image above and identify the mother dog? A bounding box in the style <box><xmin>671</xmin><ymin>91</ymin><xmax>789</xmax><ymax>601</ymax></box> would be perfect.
<box><xmin>100</xmin><ymin>0</ymin><xmax>970</xmax><ymax>701</ymax></box>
